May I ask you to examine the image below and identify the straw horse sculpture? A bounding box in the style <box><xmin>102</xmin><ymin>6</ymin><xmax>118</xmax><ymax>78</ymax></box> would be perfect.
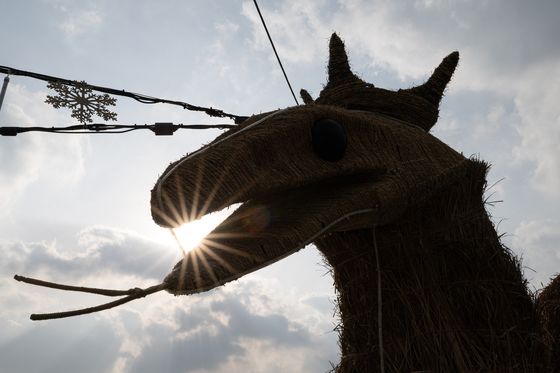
<box><xmin>151</xmin><ymin>34</ymin><xmax>559</xmax><ymax>372</ymax></box>
<box><xmin>16</xmin><ymin>34</ymin><xmax>559</xmax><ymax>372</ymax></box>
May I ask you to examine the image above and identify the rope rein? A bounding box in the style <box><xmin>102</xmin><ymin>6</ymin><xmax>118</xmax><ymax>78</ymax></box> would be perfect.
<box><xmin>14</xmin><ymin>275</ymin><xmax>166</xmax><ymax>320</ymax></box>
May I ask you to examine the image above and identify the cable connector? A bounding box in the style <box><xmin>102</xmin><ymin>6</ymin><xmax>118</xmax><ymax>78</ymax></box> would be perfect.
<box><xmin>151</xmin><ymin>122</ymin><xmax>177</xmax><ymax>136</ymax></box>
<box><xmin>0</xmin><ymin>127</ymin><xmax>17</xmax><ymax>136</ymax></box>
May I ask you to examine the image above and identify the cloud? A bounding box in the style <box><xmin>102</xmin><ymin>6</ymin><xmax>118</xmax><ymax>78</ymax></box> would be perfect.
<box><xmin>0</xmin><ymin>225</ymin><xmax>177</xmax><ymax>344</ymax></box>
<box><xmin>0</xmin><ymin>227</ymin><xmax>339</xmax><ymax>373</ymax></box>
<box><xmin>0</xmin><ymin>317</ymin><xmax>122</xmax><ymax>373</ymax></box>
<box><xmin>42</xmin><ymin>0</ymin><xmax>104</xmax><ymax>40</ymax></box>
<box><xmin>242</xmin><ymin>0</ymin><xmax>559</xmax><ymax>88</ymax></box>
<box><xmin>1</xmin><ymin>226</ymin><xmax>176</xmax><ymax>284</ymax></box>
<box><xmin>512</xmin><ymin>60</ymin><xmax>560</xmax><ymax>198</ymax></box>
<box><xmin>59</xmin><ymin>9</ymin><xmax>103</xmax><ymax>38</ymax></box>
<box><xmin>123</xmin><ymin>281</ymin><xmax>338</xmax><ymax>373</ymax></box>
<box><xmin>512</xmin><ymin>219</ymin><xmax>560</xmax><ymax>289</ymax></box>
<box><xmin>241</xmin><ymin>0</ymin><xmax>330</xmax><ymax>65</ymax></box>
<box><xmin>126</xmin><ymin>297</ymin><xmax>306</xmax><ymax>372</ymax></box>
<box><xmin>0</xmin><ymin>84</ymin><xmax>86</xmax><ymax>215</ymax></box>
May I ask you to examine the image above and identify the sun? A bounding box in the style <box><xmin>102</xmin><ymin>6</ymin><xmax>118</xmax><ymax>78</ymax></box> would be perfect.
<box><xmin>170</xmin><ymin>205</ymin><xmax>238</xmax><ymax>253</ymax></box>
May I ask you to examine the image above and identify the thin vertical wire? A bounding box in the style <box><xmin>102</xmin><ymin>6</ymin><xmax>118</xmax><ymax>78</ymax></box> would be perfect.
<box><xmin>252</xmin><ymin>0</ymin><xmax>300</xmax><ymax>105</ymax></box>
<box><xmin>373</xmin><ymin>225</ymin><xmax>385</xmax><ymax>373</ymax></box>
<box><xmin>170</xmin><ymin>228</ymin><xmax>187</xmax><ymax>257</ymax></box>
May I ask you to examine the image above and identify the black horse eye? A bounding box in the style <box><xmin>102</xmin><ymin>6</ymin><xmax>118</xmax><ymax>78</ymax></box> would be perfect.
<box><xmin>311</xmin><ymin>118</ymin><xmax>347</xmax><ymax>162</ymax></box>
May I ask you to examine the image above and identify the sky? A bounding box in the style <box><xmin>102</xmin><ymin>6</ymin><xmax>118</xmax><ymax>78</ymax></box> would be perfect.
<box><xmin>0</xmin><ymin>0</ymin><xmax>559</xmax><ymax>372</ymax></box>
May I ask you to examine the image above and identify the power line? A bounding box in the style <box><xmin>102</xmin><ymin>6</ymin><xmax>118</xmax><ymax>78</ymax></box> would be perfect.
<box><xmin>252</xmin><ymin>0</ymin><xmax>299</xmax><ymax>106</ymax></box>
<box><xmin>0</xmin><ymin>65</ymin><xmax>246</xmax><ymax>123</ymax></box>
<box><xmin>0</xmin><ymin>122</ymin><xmax>235</xmax><ymax>136</ymax></box>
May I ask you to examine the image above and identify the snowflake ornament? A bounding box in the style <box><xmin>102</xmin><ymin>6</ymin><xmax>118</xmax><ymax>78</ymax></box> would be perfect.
<box><xmin>45</xmin><ymin>81</ymin><xmax>117</xmax><ymax>124</ymax></box>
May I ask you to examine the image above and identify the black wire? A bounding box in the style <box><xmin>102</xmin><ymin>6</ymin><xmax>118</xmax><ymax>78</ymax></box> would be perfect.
<box><xmin>0</xmin><ymin>122</ymin><xmax>236</xmax><ymax>136</ymax></box>
<box><xmin>0</xmin><ymin>65</ymin><xmax>246</xmax><ymax>123</ymax></box>
<box><xmin>252</xmin><ymin>0</ymin><xmax>299</xmax><ymax>106</ymax></box>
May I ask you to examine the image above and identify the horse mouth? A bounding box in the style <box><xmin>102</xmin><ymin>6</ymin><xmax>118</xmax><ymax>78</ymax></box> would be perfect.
<box><xmin>161</xmin><ymin>170</ymin><xmax>385</xmax><ymax>295</ymax></box>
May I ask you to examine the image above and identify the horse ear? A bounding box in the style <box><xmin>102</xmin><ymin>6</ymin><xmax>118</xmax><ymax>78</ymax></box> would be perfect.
<box><xmin>300</xmin><ymin>89</ymin><xmax>314</xmax><ymax>104</ymax></box>
<box><xmin>405</xmin><ymin>51</ymin><xmax>459</xmax><ymax>107</ymax></box>
<box><xmin>327</xmin><ymin>33</ymin><xmax>361</xmax><ymax>86</ymax></box>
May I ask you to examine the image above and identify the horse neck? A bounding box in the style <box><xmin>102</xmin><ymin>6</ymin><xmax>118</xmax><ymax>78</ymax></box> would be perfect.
<box><xmin>316</xmin><ymin>161</ymin><xmax>545</xmax><ymax>372</ymax></box>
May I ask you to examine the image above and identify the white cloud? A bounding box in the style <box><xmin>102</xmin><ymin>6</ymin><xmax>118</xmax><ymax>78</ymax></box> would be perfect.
<box><xmin>1</xmin><ymin>226</ymin><xmax>176</xmax><ymax>284</ymax></box>
<box><xmin>0</xmin><ymin>316</ymin><xmax>122</xmax><ymax>373</ymax></box>
<box><xmin>512</xmin><ymin>60</ymin><xmax>560</xmax><ymax>198</ymax></box>
<box><xmin>0</xmin><ymin>226</ymin><xmax>339</xmax><ymax>373</ymax></box>
<box><xmin>0</xmin><ymin>84</ymin><xmax>86</xmax><ymax>215</ymax></box>
<box><xmin>60</xmin><ymin>9</ymin><xmax>103</xmax><ymax>38</ymax></box>
<box><xmin>122</xmin><ymin>280</ymin><xmax>337</xmax><ymax>373</ymax></box>
<box><xmin>241</xmin><ymin>0</ymin><xmax>329</xmax><ymax>64</ymax></box>
<box><xmin>512</xmin><ymin>219</ymin><xmax>560</xmax><ymax>289</ymax></box>
<box><xmin>330</xmin><ymin>1</ymin><xmax>456</xmax><ymax>81</ymax></box>
<box><xmin>215</xmin><ymin>20</ymin><xmax>240</xmax><ymax>35</ymax></box>
<box><xmin>43</xmin><ymin>0</ymin><xmax>104</xmax><ymax>39</ymax></box>
<box><xmin>239</xmin><ymin>0</ymin><xmax>560</xmax><ymax>94</ymax></box>
<box><xmin>414</xmin><ymin>0</ymin><xmax>450</xmax><ymax>9</ymax></box>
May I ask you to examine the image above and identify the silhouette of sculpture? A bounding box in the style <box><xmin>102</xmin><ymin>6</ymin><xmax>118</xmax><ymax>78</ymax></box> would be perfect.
<box><xmin>17</xmin><ymin>33</ymin><xmax>559</xmax><ymax>372</ymax></box>
<box><xmin>151</xmin><ymin>34</ymin><xmax>559</xmax><ymax>372</ymax></box>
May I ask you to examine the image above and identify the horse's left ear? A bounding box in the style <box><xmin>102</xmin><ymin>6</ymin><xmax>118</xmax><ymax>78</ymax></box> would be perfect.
<box><xmin>404</xmin><ymin>51</ymin><xmax>459</xmax><ymax>108</ymax></box>
<box><xmin>326</xmin><ymin>33</ymin><xmax>362</xmax><ymax>88</ymax></box>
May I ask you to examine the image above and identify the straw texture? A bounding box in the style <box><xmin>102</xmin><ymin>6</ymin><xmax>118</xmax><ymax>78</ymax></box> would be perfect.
<box><xmin>317</xmin><ymin>160</ymin><xmax>548</xmax><ymax>372</ymax></box>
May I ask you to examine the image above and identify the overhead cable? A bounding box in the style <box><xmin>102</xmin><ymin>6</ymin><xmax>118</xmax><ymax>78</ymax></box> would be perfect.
<box><xmin>0</xmin><ymin>122</ymin><xmax>235</xmax><ymax>136</ymax></box>
<box><xmin>0</xmin><ymin>65</ymin><xmax>246</xmax><ymax>123</ymax></box>
<box><xmin>252</xmin><ymin>0</ymin><xmax>299</xmax><ymax>105</ymax></box>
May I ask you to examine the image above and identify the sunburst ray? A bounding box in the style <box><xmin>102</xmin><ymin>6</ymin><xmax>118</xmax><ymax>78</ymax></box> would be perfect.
<box><xmin>199</xmin><ymin>243</ymin><xmax>238</xmax><ymax>275</ymax></box>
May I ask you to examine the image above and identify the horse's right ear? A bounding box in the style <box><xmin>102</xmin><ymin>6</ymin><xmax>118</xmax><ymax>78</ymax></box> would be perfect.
<box><xmin>404</xmin><ymin>51</ymin><xmax>459</xmax><ymax>108</ymax></box>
